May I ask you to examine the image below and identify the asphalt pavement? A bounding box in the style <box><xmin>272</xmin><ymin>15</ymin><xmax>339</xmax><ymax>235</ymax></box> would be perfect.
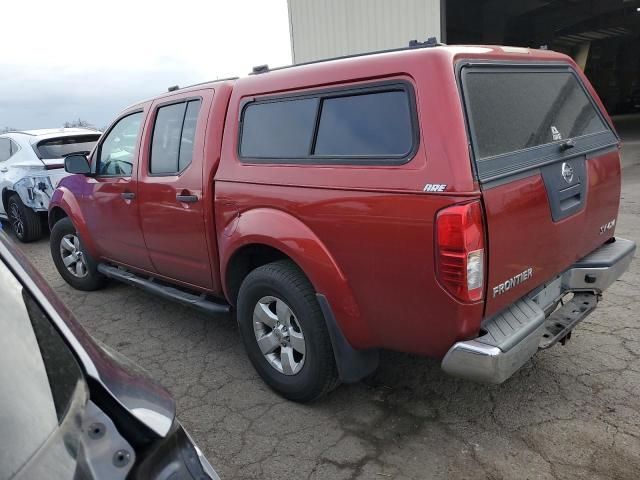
<box><xmin>7</xmin><ymin>162</ymin><xmax>640</xmax><ymax>480</ymax></box>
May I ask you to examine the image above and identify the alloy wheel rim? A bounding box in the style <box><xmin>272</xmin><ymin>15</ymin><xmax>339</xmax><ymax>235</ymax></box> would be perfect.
<box><xmin>253</xmin><ymin>296</ymin><xmax>306</xmax><ymax>376</ymax></box>
<box><xmin>9</xmin><ymin>203</ymin><xmax>24</xmax><ymax>238</ymax></box>
<box><xmin>60</xmin><ymin>234</ymin><xmax>89</xmax><ymax>278</ymax></box>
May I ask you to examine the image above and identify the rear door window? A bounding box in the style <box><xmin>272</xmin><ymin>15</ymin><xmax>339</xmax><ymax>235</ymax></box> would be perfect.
<box><xmin>150</xmin><ymin>99</ymin><xmax>202</xmax><ymax>174</ymax></box>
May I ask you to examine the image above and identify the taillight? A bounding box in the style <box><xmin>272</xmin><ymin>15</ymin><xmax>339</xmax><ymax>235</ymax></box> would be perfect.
<box><xmin>436</xmin><ymin>200</ymin><xmax>485</xmax><ymax>302</ymax></box>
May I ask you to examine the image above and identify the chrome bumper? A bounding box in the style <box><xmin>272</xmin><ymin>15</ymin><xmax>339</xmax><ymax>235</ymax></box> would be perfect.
<box><xmin>441</xmin><ymin>237</ymin><xmax>636</xmax><ymax>384</ymax></box>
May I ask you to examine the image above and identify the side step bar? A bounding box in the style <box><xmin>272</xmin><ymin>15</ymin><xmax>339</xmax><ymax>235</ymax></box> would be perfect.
<box><xmin>97</xmin><ymin>264</ymin><xmax>231</xmax><ymax>316</ymax></box>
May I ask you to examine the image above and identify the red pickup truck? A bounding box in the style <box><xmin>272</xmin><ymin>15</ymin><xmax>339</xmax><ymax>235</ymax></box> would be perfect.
<box><xmin>49</xmin><ymin>44</ymin><xmax>635</xmax><ymax>402</ymax></box>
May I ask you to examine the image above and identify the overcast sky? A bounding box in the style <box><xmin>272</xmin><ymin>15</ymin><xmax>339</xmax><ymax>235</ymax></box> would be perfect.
<box><xmin>0</xmin><ymin>0</ymin><xmax>291</xmax><ymax>130</ymax></box>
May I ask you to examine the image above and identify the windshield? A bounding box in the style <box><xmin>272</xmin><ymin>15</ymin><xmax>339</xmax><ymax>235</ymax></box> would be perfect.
<box><xmin>36</xmin><ymin>135</ymin><xmax>100</xmax><ymax>159</ymax></box>
<box><xmin>0</xmin><ymin>259</ymin><xmax>85</xmax><ymax>480</ymax></box>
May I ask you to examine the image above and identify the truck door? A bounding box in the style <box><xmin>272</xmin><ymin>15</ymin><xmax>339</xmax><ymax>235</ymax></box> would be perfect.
<box><xmin>136</xmin><ymin>89</ymin><xmax>214</xmax><ymax>290</ymax></box>
<box><xmin>459</xmin><ymin>63</ymin><xmax>621</xmax><ymax>317</ymax></box>
<box><xmin>81</xmin><ymin>110</ymin><xmax>155</xmax><ymax>271</ymax></box>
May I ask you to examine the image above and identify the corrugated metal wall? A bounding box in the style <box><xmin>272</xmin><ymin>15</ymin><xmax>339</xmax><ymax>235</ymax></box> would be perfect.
<box><xmin>288</xmin><ymin>0</ymin><xmax>441</xmax><ymax>64</ymax></box>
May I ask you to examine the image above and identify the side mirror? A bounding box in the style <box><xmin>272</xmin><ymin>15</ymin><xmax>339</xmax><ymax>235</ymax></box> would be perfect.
<box><xmin>64</xmin><ymin>154</ymin><xmax>91</xmax><ymax>175</ymax></box>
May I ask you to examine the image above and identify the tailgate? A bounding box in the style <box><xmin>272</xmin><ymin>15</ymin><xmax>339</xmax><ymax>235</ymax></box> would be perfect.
<box><xmin>459</xmin><ymin>62</ymin><xmax>621</xmax><ymax>317</ymax></box>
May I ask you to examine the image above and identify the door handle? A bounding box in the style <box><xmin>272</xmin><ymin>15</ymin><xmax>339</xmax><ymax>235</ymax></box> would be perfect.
<box><xmin>176</xmin><ymin>194</ymin><xmax>198</xmax><ymax>203</ymax></box>
<box><xmin>0</xmin><ymin>167</ymin><xmax>8</xmax><ymax>173</ymax></box>
<box><xmin>121</xmin><ymin>192</ymin><xmax>136</xmax><ymax>200</ymax></box>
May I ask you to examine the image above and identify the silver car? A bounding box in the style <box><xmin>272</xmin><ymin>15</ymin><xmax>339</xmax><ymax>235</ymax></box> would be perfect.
<box><xmin>0</xmin><ymin>228</ymin><xmax>220</xmax><ymax>479</ymax></box>
<box><xmin>0</xmin><ymin>128</ymin><xmax>100</xmax><ymax>242</ymax></box>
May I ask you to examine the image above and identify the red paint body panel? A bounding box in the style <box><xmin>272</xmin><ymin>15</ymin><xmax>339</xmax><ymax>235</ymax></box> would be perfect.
<box><xmin>59</xmin><ymin>103</ymin><xmax>156</xmax><ymax>272</ymax></box>
<box><xmin>136</xmin><ymin>89</ymin><xmax>216</xmax><ymax>290</ymax></box>
<box><xmin>215</xmin><ymin>183</ymin><xmax>483</xmax><ymax>355</ymax></box>
<box><xmin>482</xmin><ymin>150</ymin><xmax>621</xmax><ymax>316</ymax></box>
<box><xmin>49</xmin><ymin>46</ymin><xmax>622</xmax><ymax>360</ymax></box>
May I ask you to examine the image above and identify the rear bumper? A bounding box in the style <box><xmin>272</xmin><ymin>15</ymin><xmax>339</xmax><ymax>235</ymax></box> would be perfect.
<box><xmin>441</xmin><ymin>237</ymin><xmax>636</xmax><ymax>384</ymax></box>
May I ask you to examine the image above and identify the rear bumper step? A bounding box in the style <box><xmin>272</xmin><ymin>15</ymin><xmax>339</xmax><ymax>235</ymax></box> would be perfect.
<box><xmin>97</xmin><ymin>264</ymin><xmax>231</xmax><ymax>316</ymax></box>
<box><xmin>441</xmin><ymin>236</ymin><xmax>635</xmax><ymax>384</ymax></box>
<box><xmin>561</xmin><ymin>237</ymin><xmax>635</xmax><ymax>292</ymax></box>
<box><xmin>539</xmin><ymin>292</ymin><xmax>598</xmax><ymax>349</ymax></box>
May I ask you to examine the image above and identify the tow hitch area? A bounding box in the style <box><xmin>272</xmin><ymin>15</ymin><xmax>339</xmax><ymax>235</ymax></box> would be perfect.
<box><xmin>539</xmin><ymin>292</ymin><xmax>599</xmax><ymax>349</ymax></box>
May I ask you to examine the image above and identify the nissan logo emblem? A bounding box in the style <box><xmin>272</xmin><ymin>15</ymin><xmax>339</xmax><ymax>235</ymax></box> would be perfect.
<box><xmin>561</xmin><ymin>162</ymin><xmax>574</xmax><ymax>184</ymax></box>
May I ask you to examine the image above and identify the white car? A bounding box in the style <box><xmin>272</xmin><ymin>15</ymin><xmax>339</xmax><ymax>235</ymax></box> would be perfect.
<box><xmin>0</xmin><ymin>128</ymin><xmax>100</xmax><ymax>242</ymax></box>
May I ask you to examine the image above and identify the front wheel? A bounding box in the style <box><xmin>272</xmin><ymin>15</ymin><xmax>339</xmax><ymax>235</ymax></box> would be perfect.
<box><xmin>237</xmin><ymin>260</ymin><xmax>339</xmax><ymax>402</ymax></box>
<box><xmin>50</xmin><ymin>217</ymin><xmax>106</xmax><ymax>291</ymax></box>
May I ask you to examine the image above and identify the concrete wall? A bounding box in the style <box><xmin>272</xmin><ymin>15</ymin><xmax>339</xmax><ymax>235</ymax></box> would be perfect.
<box><xmin>288</xmin><ymin>0</ymin><xmax>442</xmax><ymax>64</ymax></box>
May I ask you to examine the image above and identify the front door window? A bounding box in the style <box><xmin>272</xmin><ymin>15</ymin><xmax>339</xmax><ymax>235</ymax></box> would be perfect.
<box><xmin>97</xmin><ymin>112</ymin><xmax>144</xmax><ymax>176</ymax></box>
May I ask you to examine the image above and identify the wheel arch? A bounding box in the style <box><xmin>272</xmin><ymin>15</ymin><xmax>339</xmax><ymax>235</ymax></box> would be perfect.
<box><xmin>48</xmin><ymin>206</ymin><xmax>68</xmax><ymax>230</ymax></box>
<box><xmin>1</xmin><ymin>187</ymin><xmax>15</xmax><ymax>212</ymax></box>
<box><xmin>219</xmin><ymin>207</ymin><xmax>374</xmax><ymax>350</ymax></box>
<box><xmin>48</xmin><ymin>188</ymin><xmax>99</xmax><ymax>259</ymax></box>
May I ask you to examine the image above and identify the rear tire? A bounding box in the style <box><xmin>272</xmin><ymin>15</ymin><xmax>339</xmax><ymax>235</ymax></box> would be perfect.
<box><xmin>237</xmin><ymin>260</ymin><xmax>339</xmax><ymax>402</ymax></box>
<box><xmin>50</xmin><ymin>217</ymin><xmax>106</xmax><ymax>291</ymax></box>
<box><xmin>7</xmin><ymin>193</ymin><xmax>42</xmax><ymax>243</ymax></box>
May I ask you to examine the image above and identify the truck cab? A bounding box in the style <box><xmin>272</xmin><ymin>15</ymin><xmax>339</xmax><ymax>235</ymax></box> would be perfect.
<box><xmin>49</xmin><ymin>45</ymin><xmax>635</xmax><ymax>402</ymax></box>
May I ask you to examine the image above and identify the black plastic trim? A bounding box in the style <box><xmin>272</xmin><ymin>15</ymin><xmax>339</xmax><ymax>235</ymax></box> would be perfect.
<box><xmin>316</xmin><ymin>293</ymin><xmax>379</xmax><ymax>383</ymax></box>
<box><xmin>97</xmin><ymin>264</ymin><xmax>231</xmax><ymax>316</ymax></box>
<box><xmin>238</xmin><ymin>80</ymin><xmax>420</xmax><ymax>166</ymax></box>
<box><xmin>475</xmin><ymin>131</ymin><xmax>617</xmax><ymax>184</ymax></box>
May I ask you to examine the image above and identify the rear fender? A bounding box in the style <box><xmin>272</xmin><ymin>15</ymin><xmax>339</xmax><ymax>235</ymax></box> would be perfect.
<box><xmin>219</xmin><ymin>207</ymin><xmax>374</xmax><ymax>349</ymax></box>
<box><xmin>49</xmin><ymin>187</ymin><xmax>99</xmax><ymax>259</ymax></box>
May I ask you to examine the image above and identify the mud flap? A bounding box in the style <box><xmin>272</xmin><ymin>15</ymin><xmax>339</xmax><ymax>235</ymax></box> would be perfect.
<box><xmin>316</xmin><ymin>294</ymin><xmax>379</xmax><ymax>383</ymax></box>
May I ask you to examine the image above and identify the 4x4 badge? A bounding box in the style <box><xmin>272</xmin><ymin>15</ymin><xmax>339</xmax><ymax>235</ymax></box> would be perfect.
<box><xmin>561</xmin><ymin>162</ymin><xmax>574</xmax><ymax>184</ymax></box>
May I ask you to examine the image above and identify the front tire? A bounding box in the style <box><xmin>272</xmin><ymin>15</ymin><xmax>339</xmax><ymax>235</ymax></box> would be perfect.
<box><xmin>237</xmin><ymin>260</ymin><xmax>339</xmax><ymax>402</ymax></box>
<box><xmin>7</xmin><ymin>193</ymin><xmax>42</xmax><ymax>242</ymax></box>
<box><xmin>50</xmin><ymin>217</ymin><xmax>106</xmax><ymax>291</ymax></box>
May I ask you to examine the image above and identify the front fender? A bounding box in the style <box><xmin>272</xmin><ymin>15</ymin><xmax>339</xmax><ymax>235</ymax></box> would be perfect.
<box><xmin>49</xmin><ymin>185</ymin><xmax>99</xmax><ymax>259</ymax></box>
<box><xmin>218</xmin><ymin>207</ymin><xmax>375</xmax><ymax>349</ymax></box>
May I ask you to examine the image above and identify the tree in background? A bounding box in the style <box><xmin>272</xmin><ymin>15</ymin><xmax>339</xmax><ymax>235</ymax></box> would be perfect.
<box><xmin>0</xmin><ymin>126</ymin><xmax>18</xmax><ymax>134</ymax></box>
<box><xmin>63</xmin><ymin>118</ymin><xmax>95</xmax><ymax>129</ymax></box>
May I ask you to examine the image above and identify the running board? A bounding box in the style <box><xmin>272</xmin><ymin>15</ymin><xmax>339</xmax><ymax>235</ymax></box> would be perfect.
<box><xmin>97</xmin><ymin>264</ymin><xmax>231</xmax><ymax>316</ymax></box>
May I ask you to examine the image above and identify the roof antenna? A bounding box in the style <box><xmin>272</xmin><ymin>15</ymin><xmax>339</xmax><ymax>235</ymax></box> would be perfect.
<box><xmin>168</xmin><ymin>85</ymin><xmax>179</xmax><ymax>92</ymax></box>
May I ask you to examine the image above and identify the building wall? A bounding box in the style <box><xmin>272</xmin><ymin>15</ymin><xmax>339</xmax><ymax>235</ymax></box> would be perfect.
<box><xmin>288</xmin><ymin>0</ymin><xmax>441</xmax><ymax>64</ymax></box>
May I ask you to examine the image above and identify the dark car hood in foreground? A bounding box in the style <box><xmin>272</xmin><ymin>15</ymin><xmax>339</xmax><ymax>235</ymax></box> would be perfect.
<box><xmin>0</xmin><ymin>232</ymin><xmax>176</xmax><ymax>438</ymax></box>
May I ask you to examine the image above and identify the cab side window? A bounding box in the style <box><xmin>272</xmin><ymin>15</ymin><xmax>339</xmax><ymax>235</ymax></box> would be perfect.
<box><xmin>150</xmin><ymin>99</ymin><xmax>202</xmax><ymax>175</ymax></box>
<box><xmin>97</xmin><ymin>112</ymin><xmax>144</xmax><ymax>176</ymax></box>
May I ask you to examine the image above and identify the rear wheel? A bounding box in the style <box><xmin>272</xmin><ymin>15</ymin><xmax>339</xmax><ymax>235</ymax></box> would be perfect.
<box><xmin>237</xmin><ymin>260</ymin><xmax>339</xmax><ymax>402</ymax></box>
<box><xmin>7</xmin><ymin>193</ymin><xmax>42</xmax><ymax>242</ymax></box>
<box><xmin>50</xmin><ymin>218</ymin><xmax>106</xmax><ymax>291</ymax></box>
